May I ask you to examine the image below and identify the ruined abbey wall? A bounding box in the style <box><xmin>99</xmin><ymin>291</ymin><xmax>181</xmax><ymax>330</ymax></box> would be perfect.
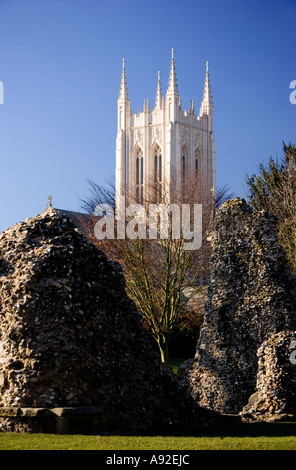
<box><xmin>0</xmin><ymin>207</ymin><xmax>211</xmax><ymax>433</ymax></box>
<box><xmin>178</xmin><ymin>199</ymin><xmax>296</xmax><ymax>417</ymax></box>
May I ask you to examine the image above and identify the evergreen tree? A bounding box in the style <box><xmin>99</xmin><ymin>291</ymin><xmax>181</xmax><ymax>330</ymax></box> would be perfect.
<box><xmin>246</xmin><ymin>141</ymin><xmax>296</xmax><ymax>273</ymax></box>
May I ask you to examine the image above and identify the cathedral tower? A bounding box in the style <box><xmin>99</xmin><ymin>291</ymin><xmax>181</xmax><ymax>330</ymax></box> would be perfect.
<box><xmin>115</xmin><ymin>50</ymin><xmax>215</xmax><ymax>208</ymax></box>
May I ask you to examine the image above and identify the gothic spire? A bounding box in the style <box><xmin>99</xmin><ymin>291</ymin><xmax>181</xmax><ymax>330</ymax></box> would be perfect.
<box><xmin>189</xmin><ymin>99</ymin><xmax>195</xmax><ymax>114</ymax></box>
<box><xmin>118</xmin><ymin>57</ymin><xmax>129</xmax><ymax>102</ymax></box>
<box><xmin>167</xmin><ymin>48</ymin><xmax>179</xmax><ymax>96</ymax></box>
<box><xmin>200</xmin><ymin>61</ymin><xmax>213</xmax><ymax>115</ymax></box>
<box><xmin>154</xmin><ymin>70</ymin><xmax>163</xmax><ymax>110</ymax></box>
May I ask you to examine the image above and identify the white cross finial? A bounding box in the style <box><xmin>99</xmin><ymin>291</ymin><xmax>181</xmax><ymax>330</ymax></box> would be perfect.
<box><xmin>206</xmin><ymin>61</ymin><xmax>209</xmax><ymax>73</ymax></box>
<box><xmin>157</xmin><ymin>70</ymin><xmax>161</xmax><ymax>81</ymax></box>
<box><xmin>171</xmin><ymin>48</ymin><xmax>174</xmax><ymax>60</ymax></box>
<box><xmin>122</xmin><ymin>57</ymin><xmax>125</xmax><ymax>70</ymax></box>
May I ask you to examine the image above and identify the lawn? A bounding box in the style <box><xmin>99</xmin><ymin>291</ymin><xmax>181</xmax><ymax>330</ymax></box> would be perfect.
<box><xmin>1</xmin><ymin>360</ymin><xmax>295</xmax><ymax>451</ymax></box>
<box><xmin>0</xmin><ymin>422</ymin><xmax>296</xmax><ymax>450</ymax></box>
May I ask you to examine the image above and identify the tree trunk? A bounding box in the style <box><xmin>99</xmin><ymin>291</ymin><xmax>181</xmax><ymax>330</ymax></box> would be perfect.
<box><xmin>158</xmin><ymin>335</ymin><xmax>170</xmax><ymax>364</ymax></box>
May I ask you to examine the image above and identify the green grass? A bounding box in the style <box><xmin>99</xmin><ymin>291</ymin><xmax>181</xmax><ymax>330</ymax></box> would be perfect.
<box><xmin>169</xmin><ymin>357</ymin><xmax>185</xmax><ymax>374</ymax></box>
<box><xmin>1</xmin><ymin>423</ymin><xmax>296</xmax><ymax>450</ymax></box>
<box><xmin>1</xmin><ymin>358</ymin><xmax>294</xmax><ymax>450</ymax></box>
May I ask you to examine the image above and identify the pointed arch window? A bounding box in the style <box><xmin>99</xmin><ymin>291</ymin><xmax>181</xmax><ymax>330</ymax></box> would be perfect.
<box><xmin>136</xmin><ymin>148</ymin><xmax>144</xmax><ymax>203</ymax></box>
<box><xmin>195</xmin><ymin>148</ymin><xmax>200</xmax><ymax>177</ymax></box>
<box><xmin>181</xmin><ymin>145</ymin><xmax>188</xmax><ymax>184</ymax></box>
<box><xmin>154</xmin><ymin>145</ymin><xmax>162</xmax><ymax>202</ymax></box>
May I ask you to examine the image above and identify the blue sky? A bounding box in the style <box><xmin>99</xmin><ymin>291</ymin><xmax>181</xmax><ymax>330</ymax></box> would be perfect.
<box><xmin>0</xmin><ymin>0</ymin><xmax>295</xmax><ymax>233</ymax></box>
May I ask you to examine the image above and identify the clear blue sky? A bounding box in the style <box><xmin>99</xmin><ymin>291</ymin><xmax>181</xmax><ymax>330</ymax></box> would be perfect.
<box><xmin>0</xmin><ymin>0</ymin><xmax>295</xmax><ymax>233</ymax></box>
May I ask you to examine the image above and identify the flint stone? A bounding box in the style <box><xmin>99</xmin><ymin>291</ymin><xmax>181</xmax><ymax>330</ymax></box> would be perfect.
<box><xmin>241</xmin><ymin>331</ymin><xmax>296</xmax><ymax>422</ymax></box>
<box><xmin>178</xmin><ymin>198</ymin><xmax>296</xmax><ymax>415</ymax></box>
<box><xmin>0</xmin><ymin>206</ymin><xmax>212</xmax><ymax>433</ymax></box>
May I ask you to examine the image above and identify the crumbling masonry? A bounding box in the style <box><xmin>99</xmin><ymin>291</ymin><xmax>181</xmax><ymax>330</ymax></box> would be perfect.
<box><xmin>0</xmin><ymin>206</ymin><xmax>212</xmax><ymax>433</ymax></box>
<box><xmin>178</xmin><ymin>198</ymin><xmax>296</xmax><ymax>420</ymax></box>
<box><xmin>1</xmin><ymin>198</ymin><xmax>296</xmax><ymax>431</ymax></box>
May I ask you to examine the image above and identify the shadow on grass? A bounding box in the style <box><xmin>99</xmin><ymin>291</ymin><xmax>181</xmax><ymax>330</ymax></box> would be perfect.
<box><xmin>161</xmin><ymin>421</ymin><xmax>296</xmax><ymax>439</ymax></box>
<box><xmin>169</xmin><ymin>356</ymin><xmax>296</xmax><ymax>440</ymax></box>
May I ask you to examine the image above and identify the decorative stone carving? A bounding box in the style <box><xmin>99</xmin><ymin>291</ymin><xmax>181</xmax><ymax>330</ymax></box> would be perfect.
<box><xmin>116</xmin><ymin>52</ymin><xmax>214</xmax><ymax>207</ymax></box>
<box><xmin>151</xmin><ymin>126</ymin><xmax>161</xmax><ymax>145</ymax></box>
<box><xmin>134</xmin><ymin>129</ymin><xmax>143</xmax><ymax>147</ymax></box>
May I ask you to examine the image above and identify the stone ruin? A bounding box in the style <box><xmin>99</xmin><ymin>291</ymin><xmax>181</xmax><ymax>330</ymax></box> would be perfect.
<box><xmin>1</xmin><ymin>196</ymin><xmax>296</xmax><ymax>433</ymax></box>
<box><xmin>0</xmin><ymin>206</ymin><xmax>214</xmax><ymax>434</ymax></box>
<box><xmin>241</xmin><ymin>331</ymin><xmax>296</xmax><ymax>422</ymax></box>
<box><xmin>178</xmin><ymin>198</ymin><xmax>296</xmax><ymax>420</ymax></box>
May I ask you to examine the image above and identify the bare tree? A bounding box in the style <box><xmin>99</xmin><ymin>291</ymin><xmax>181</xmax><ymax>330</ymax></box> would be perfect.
<box><xmin>80</xmin><ymin>174</ymin><xmax>232</xmax><ymax>363</ymax></box>
<box><xmin>215</xmin><ymin>183</ymin><xmax>235</xmax><ymax>208</ymax></box>
<box><xmin>81</xmin><ymin>178</ymin><xmax>115</xmax><ymax>213</ymax></box>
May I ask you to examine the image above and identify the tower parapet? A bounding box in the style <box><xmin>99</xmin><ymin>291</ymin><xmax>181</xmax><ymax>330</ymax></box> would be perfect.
<box><xmin>115</xmin><ymin>51</ymin><xmax>215</xmax><ymax>207</ymax></box>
